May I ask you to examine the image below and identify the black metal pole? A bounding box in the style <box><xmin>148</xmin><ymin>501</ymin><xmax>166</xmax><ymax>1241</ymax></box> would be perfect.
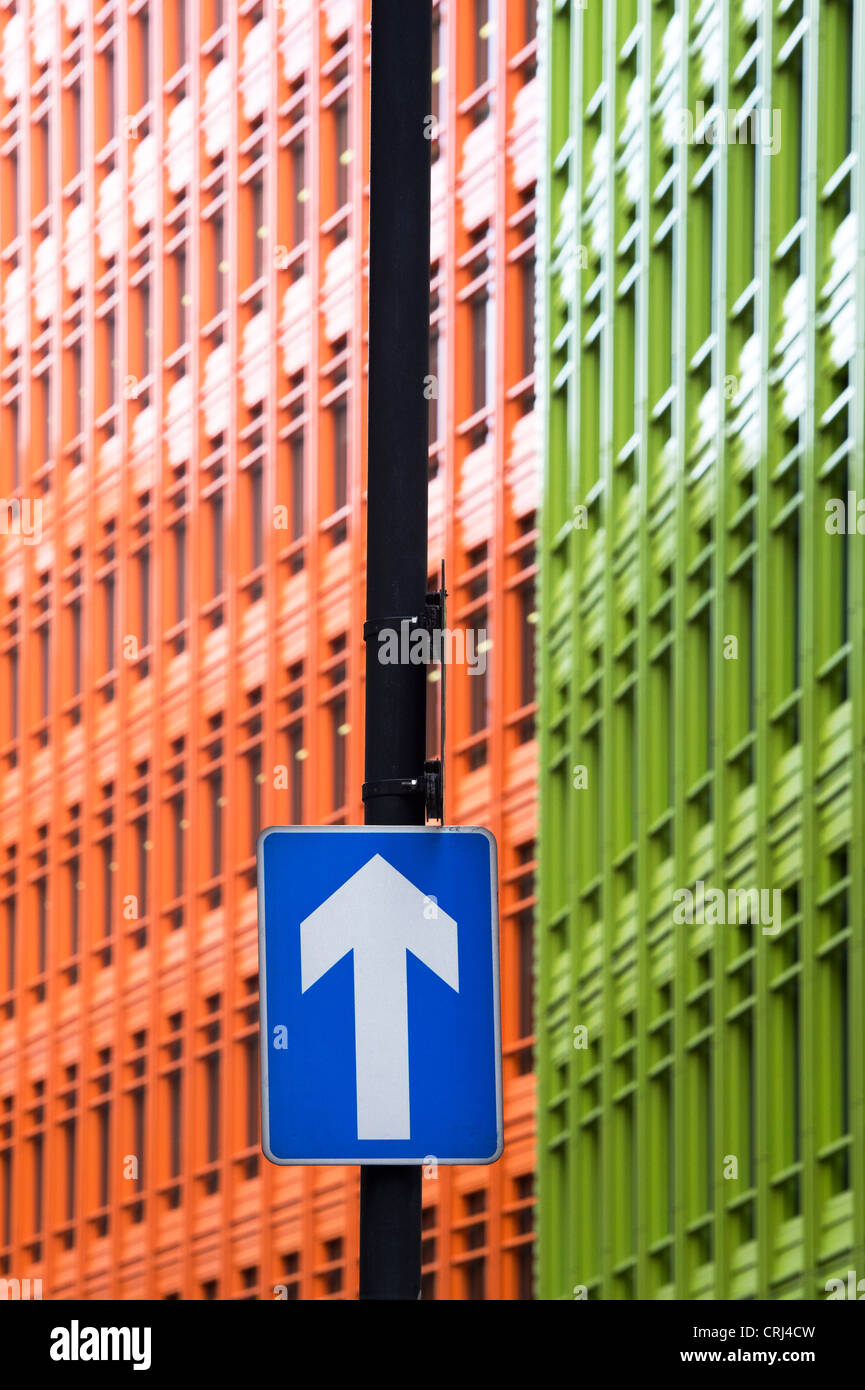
<box><xmin>359</xmin><ymin>0</ymin><xmax>432</xmax><ymax>1301</ymax></box>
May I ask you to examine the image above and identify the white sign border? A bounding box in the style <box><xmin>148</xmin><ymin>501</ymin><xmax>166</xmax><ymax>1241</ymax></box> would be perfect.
<box><xmin>257</xmin><ymin>824</ymin><xmax>503</xmax><ymax>1166</ymax></box>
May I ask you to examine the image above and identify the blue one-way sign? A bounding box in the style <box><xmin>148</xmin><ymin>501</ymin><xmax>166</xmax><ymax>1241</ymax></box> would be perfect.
<box><xmin>257</xmin><ymin>826</ymin><xmax>502</xmax><ymax>1164</ymax></box>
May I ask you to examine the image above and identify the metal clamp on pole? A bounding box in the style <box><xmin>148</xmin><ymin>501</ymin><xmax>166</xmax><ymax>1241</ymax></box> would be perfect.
<box><xmin>362</xmin><ymin>777</ymin><xmax>425</xmax><ymax>801</ymax></box>
<box><xmin>424</xmin><ymin>760</ymin><xmax>443</xmax><ymax>823</ymax></box>
<box><xmin>362</xmin><ymin>588</ymin><xmax>445</xmax><ymax>647</ymax></box>
<box><xmin>361</xmin><ymin>766</ymin><xmax>441</xmax><ymax>823</ymax></box>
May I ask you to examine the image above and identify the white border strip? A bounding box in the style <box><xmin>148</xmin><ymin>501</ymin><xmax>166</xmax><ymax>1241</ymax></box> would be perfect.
<box><xmin>257</xmin><ymin>824</ymin><xmax>503</xmax><ymax>1165</ymax></box>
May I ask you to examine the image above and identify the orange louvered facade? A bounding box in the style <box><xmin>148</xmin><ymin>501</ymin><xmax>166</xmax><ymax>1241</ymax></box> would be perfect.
<box><xmin>0</xmin><ymin>0</ymin><xmax>537</xmax><ymax>1299</ymax></box>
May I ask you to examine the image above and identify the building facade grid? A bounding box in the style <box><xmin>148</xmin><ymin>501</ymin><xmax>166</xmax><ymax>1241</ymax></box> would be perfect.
<box><xmin>539</xmin><ymin>0</ymin><xmax>865</xmax><ymax>1300</ymax></box>
<box><xmin>0</xmin><ymin>0</ymin><xmax>538</xmax><ymax>1300</ymax></box>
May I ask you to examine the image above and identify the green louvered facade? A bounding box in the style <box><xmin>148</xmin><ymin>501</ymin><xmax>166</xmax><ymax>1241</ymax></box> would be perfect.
<box><xmin>538</xmin><ymin>0</ymin><xmax>865</xmax><ymax>1298</ymax></box>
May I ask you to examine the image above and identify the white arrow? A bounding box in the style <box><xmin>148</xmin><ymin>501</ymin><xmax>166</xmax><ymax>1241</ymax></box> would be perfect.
<box><xmin>300</xmin><ymin>853</ymin><xmax>459</xmax><ymax>1141</ymax></box>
